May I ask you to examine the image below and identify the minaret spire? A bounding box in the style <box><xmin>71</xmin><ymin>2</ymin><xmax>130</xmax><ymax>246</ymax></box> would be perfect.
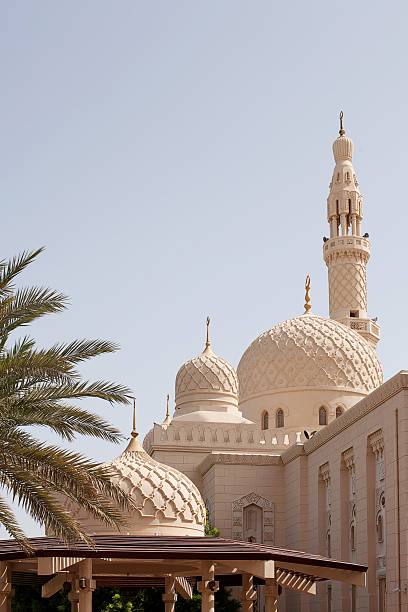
<box><xmin>323</xmin><ymin>114</ymin><xmax>379</xmax><ymax>347</ymax></box>
<box><xmin>339</xmin><ymin>110</ymin><xmax>345</xmax><ymax>136</ymax></box>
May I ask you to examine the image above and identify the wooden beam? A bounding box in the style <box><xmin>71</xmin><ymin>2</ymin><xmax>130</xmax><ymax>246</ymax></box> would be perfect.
<box><xmin>38</xmin><ymin>557</ymin><xmax>83</xmax><ymax>575</ymax></box>
<box><xmin>220</xmin><ymin>560</ymin><xmax>275</xmax><ymax>579</ymax></box>
<box><xmin>275</xmin><ymin>568</ymin><xmax>316</xmax><ymax>595</ymax></box>
<box><xmin>277</xmin><ymin>562</ymin><xmax>366</xmax><ymax>587</ymax></box>
<box><xmin>41</xmin><ymin>572</ymin><xmax>69</xmax><ymax>598</ymax></box>
<box><xmin>174</xmin><ymin>576</ymin><xmax>193</xmax><ymax>599</ymax></box>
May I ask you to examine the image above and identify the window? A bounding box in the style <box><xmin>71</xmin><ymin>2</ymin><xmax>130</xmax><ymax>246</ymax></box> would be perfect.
<box><xmin>261</xmin><ymin>411</ymin><xmax>269</xmax><ymax>430</ymax></box>
<box><xmin>276</xmin><ymin>409</ymin><xmax>284</xmax><ymax>428</ymax></box>
<box><xmin>377</xmin><ymin>514</ymin><xmax>383</xmax><ymax>543</ymax></box>
<box><xmin>336</xmin><ymin>406</ymin><xmax>343</xmax><ymax>418</ymax></box>
<box><xmin>350</xmin><ymin>523</ymin><xmax>356</xmax><ymax>551</ymax></box>
<box><xmin>319</xmin><ymin>407</ymin><xmax>327</xmax><ymax>426</ymax></box>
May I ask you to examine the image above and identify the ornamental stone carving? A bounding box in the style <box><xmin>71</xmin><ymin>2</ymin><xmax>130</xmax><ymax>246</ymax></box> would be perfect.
<box><xmin>176</xmin><ymin>351</ymin><xmax>238</xmax><ymax>398</ymax></box>
<box><xmin>237</xmin><ymin>314</ymin><xmax>383</xmax><ymax>401</ymax></box>
<box><xmin>232</xmin><ymin>493</ymin><xmax>274</xmax><ymax>545</ymax></box>
<box><xmin>66</xmin><ymin>437</ymin><xmax>206</xmax><ymax>536</ymax></box>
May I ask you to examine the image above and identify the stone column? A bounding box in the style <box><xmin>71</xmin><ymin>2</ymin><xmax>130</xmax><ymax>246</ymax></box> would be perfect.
<box><xmin>239</xmin><ymin>573</ymin><xmax>256</xmax><ymax>612</ymax></box>
<box><xmin>78</xmin><ymin>559</ymin><xmax>95</xmax><ymax>612</ymax></box>
<box><xmin>264</xmin><ymin>578</ymin><xmax>278</xmax><ymax>612</ymax></box>
<box><xmin>162</xmin><ymin>576</ymin><xmax>177</xmax><ymax>612</ymax></box>
<box><xmin>0</xmin><ymin>562</ymin><xmax>12</xmax><ymax>612</ymax></box>
<box><xmin>197</xmin><ymin>562</ymin><xmax>219</xmax><ymax>612</ymax></box>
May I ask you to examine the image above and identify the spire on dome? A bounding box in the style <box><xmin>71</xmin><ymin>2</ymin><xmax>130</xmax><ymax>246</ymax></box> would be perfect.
<box><xmin>125</xmin><ymin>397</ymin><xmax>144</xmax><ymax>452</ymax></box>
<box><xmin>203</xmin><ymin>315</ymin><xmax>213</xmax><ymax>355</ymax></box>
<box><xmin>162</xmin><ymin>393</ymin><xmax>171</xmax><ymax>425</ymax></box>
<box><xmin>304</xmin><ymin>275</ymin><xmax>311</xmax><ymax>314</ymax></box>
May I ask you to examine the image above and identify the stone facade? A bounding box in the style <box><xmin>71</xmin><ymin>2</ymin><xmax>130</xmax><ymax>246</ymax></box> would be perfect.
<box><xmin>140</xmin><ymin>121</ymin><xmax>406</xmax><ymax>610</ymax></box>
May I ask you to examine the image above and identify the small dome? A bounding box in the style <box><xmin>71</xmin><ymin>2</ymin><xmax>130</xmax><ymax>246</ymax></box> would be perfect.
<box><xmin>333</xmin><ymin>135</ymin><xmax>354</xmax><ymax>162</ymax></box>
<box><xmin>67</xmin><ymin>436</ymin><xmax>206</xmax><ymax>536</ymax></box>
<box><xmin>175</xmin><ymin>347</ymin><xmax>239</xmax><ymax>401</ymax></box>
<box><xmin>238</xmin><ymin>314</ymin><xmax>383</xmax><ymax>402</ymax></box>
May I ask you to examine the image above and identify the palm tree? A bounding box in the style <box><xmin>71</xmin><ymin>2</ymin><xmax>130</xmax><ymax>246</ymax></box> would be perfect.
<box><xmin>0</xmin><ymin>248</ymin><xmax>133</xmax><ymax>553</ymax></box>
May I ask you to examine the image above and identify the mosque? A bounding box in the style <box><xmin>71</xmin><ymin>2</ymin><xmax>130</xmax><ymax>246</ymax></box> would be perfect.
<box><xmin>138</xmin><ymin>114</ymin><xmax>407</xmax><ymax>612</ymax></box>
<box><xmin>2</xmin><ymin>116</ymin><xmax>401</xmax><ymax>612</ymax></box>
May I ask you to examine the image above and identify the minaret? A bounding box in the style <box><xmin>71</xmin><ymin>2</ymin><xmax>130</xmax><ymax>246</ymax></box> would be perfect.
<box><xmin>323</xmin><ymin>113</ymin><xmax>380</xmax><ymax>347</ymax></box>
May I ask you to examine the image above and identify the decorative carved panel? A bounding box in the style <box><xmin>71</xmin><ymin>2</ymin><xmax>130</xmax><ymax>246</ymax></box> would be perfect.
<box><xmin>232</xmin><ymin>492</ymin><xmax>274</xmax><ymax>545</ymax></box>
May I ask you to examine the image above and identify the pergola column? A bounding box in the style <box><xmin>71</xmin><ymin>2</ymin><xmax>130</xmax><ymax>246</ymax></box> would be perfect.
<box><xmin>264</xmin><ymin>578</ymin><xmax>278</xmax><ymax>612</ymax></box>
<box><xmin>78</xmin><ymin>559</ymin><xmax>95</xmax><ymax>612</ymax></box>
<box><xmin>0</xmin><ymin>562</ymin><xmax>12</xmax><ymax>612</ymax></box>
<box><xmin>68</xmin><ymin>590</ymin><xmax>79</xmax><ymax>612</ymax></box>
<box><xmin>239</xmin><ymin>573</ymin><xmax>256</xmax><ymax>612</ymax></box>
<box><xmin>197</xmin><ymin>562</ymin><xmax>219</xmax><ymax>612</ymax></box>
<box><xmin>162</xmin><ymin>576</ymin><xmax>177</xmax><ymax>612</ymax></box>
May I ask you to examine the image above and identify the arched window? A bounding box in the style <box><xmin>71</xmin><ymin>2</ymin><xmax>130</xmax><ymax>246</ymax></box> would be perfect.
<box><xmin>319</xmin><ymin>406</ymin><xmax>327</xmax><ymax>426</ymax></box>
<box><xmin>350</xmin><ymin>523</ymin><xmax>356</xmax><ymax>551</ymax></box>
<box><xmin>261</xmin><ymin>411</ymin><xmax>269</xmax><ymax>430</ymax></box>
<box><xmin>336</xmin><ymin>406</ymin><xmax>343</xmax><ymax>418</ymax></box>
<box><xmin>377</xmin><ymin>514</ymin><xmax>383</xmax><ymax>543</ymax></box>
<box><xmin>276</xmin><ymin>409</ymin><xmax>284</xmax><ymax>428</ymax></box>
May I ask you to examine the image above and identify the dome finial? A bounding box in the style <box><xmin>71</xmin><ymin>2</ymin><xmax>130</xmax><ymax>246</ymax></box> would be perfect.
<box><xmin>304</xmin><ymin>275</ymin><xmax>311</xmax><ymax>314</ymax></box>
<box><xmin>339</xmin><ymin>110</ymin><xmax>345</xmax><ymax>136</ymax></box>
<box><xmin>131</xmin><ymin>397</ymin><xmax>138</xmax><ymax>438</ymax></box>
<box><xmin>162</xmin><ymin>393</ymin><xmax>171</xmax><ymax>425</ymax></box>
<box><xmin>203</xmin><ymin>315</ymin><xmax>212</xmax><ymax>354</ymax></box>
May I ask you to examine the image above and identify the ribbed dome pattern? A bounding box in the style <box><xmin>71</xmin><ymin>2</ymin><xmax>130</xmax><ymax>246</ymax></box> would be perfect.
<box><xmin>175</xmin><ymin>349</ymin><xmax>239</xmax><ymax>399</ymax></box>
<box><xmin>237</xmin><ymin>315</ymin><xmax>383</xmax><ymax>401</ymax></box>
<box><xmin>333</xmin><ymin>135</ymin><xmax>354</xmax><ymax>162</ymax></box>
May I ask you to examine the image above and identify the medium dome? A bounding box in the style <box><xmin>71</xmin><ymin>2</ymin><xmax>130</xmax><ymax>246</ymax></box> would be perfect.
<box><xmin>175</xmin><ymin>347</ymin><xmax>238</xmax><ymax>400</ymax></box>
<box><xmin>238</xmin><ymin>314</ymin><xmax>383</xmax><ymax>403</ymax></box>
<box><xmin>66</xmin><ymin>436</ymin><xmax>206</xmax><ymax>537</ymax></box>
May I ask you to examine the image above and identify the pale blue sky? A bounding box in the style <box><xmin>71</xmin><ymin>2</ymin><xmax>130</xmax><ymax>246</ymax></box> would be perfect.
<box><xmin>1</xmin><ymin>0</ymin><xmax>407</xmax><ymax>535</ymax></box>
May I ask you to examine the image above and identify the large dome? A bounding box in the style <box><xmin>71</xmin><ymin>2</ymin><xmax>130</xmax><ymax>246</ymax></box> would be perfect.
<box><xmin>66</xmin><ymin>436</ymin><xmax>206</xmax><ymax>537</ymax></box>
<box><xmin>238</xmin><ymin>314</ymin><xmax>383</xmax><ymax>402</ymax></box>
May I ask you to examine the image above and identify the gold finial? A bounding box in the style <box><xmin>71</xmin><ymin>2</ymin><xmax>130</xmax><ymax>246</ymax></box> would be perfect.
<box><xmin>163</xmin><ymin>393</ymin><xmax>171</xmax><ymax>425</ymax></box>
<box><xmin>205</xmin><ymin>316</ymin><xmax>211</xmax><ymax>350</ymax></box>
<box><xmin>339</xmin><ymin>110</ymin><xmax>345</xmax><ymax>136</ymax></box>
<box><xmin>304</xmin><ymin>275</ymin><xmax>311</xmax><ymax>314</ymax></box>
<box><xmin>131</xmin><ymin>397</ymin><xmax>138</xmax><ymax>438</ymax></box>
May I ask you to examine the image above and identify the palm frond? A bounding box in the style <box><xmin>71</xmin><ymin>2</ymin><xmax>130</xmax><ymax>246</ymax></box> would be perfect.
<box><xmin>0</xmin><ymin>496</ymin><xmax>33</xmax><ymax>554</ymax></box>
<box><xmin>0</xmin><ymin>249</ymin><xmax>44</xmax><ymax>294</ymax></box>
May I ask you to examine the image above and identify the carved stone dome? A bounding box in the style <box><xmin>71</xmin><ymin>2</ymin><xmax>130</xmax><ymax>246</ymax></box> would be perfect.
<box><xmin>68</xmin><ymin>436</ymin><xmax>206</xmax><ymax>536</ymax></box>
<box><xmin>238</xmin><ymin>314</ymin><xmax>383</xmax><ymax>402</ymax></box>
<box><xmin>175</xmin><ymin>347</ymin><xmax>239</xmax><ymax>401</ymax></box>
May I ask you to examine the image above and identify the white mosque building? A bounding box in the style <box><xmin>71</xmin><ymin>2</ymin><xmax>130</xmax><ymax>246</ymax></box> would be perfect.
<box><xmin>139</xmin><ymin>115</ymin><xmax>408</xmax><ymax>612</ymax></box>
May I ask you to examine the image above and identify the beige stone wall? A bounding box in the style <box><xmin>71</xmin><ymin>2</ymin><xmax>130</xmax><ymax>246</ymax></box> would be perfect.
<box><xmin>281</xmin><ymin>372</ymin><xmax>408</xmax><ymax>612</ymax></box>
<box><xmin>201</xmin><ymin>457</ymin><xmax>285</xmax><ymax>544</ymax></box>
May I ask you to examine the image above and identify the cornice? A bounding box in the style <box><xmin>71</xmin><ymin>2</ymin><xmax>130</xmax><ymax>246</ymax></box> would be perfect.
<box><xmin>281</xmin><ymin>443</ymin><xmax>305</xmax><ymax>465</ymax></box>
<box><xmin>199</xmin><ymin>452</ymin><xmax>282</xmax><ymax>476</ymax></box>
<box><xmin>303</xmin><ymin>371</ymin><xmax>408</xmax><ymax>454</ymax></box>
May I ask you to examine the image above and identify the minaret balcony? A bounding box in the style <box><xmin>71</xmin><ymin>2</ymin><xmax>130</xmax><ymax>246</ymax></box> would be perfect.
<box><xmin>323</xmin><ymin>236</ymin><xmax>370</xmax><ymax>263</ymax></box>
<box><xmin>338</xmin><ymin>317</ymin><xmax>380</xmax><ymax>347</ymax></box>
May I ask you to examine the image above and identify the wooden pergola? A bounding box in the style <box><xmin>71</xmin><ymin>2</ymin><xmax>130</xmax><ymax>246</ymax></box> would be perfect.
<box><xmin>0</xmin><ymin>535</ymin><xmax>367</xmax><ymax>611</ymax></box>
